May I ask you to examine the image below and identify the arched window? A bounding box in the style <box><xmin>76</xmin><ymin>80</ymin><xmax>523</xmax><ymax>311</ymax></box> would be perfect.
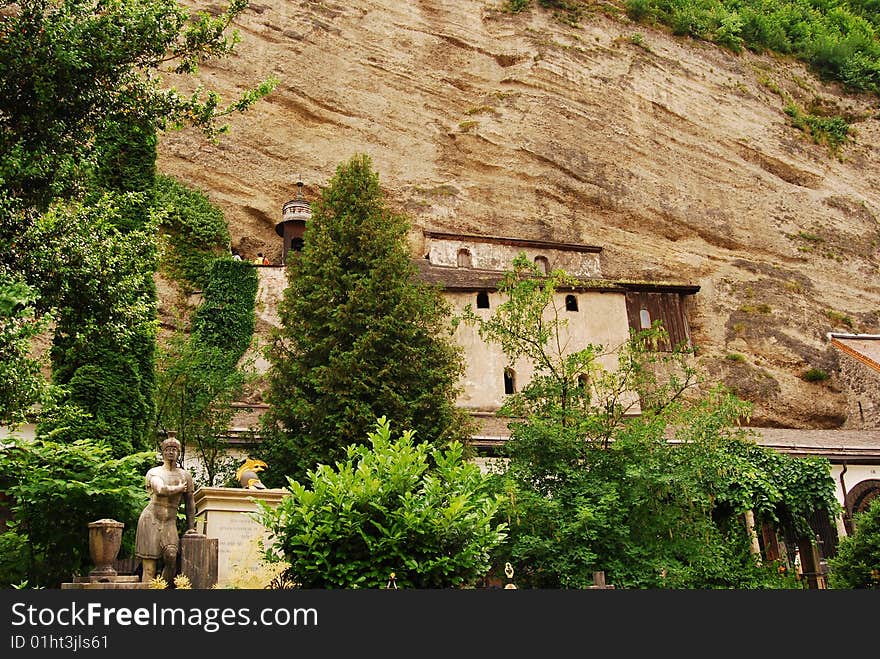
<box><xmin>639</xmin><ymin>308</ymin><xmax>651</xmax><ymax>329</ymax></box>
<box><xmin>534</xmin><ymin>255</ymin><xmax>549</xmax><ymax>274</ymax></box>
<box><xmin>503</xmin><ymin>368</ymin><xmax>516</xmax><ymax>395</ymax></box>
<box><xmin>565</xmin><ymin>294</ymin><xmax>578</xmax><ymax>312</ymax></box>
<box><xmin>577</xmin><ymin>373</ymin><xmax>590</xmax><ymax>389</ymax></box>
<box><xmin>476</xmin><ymin>291</ymin><xmax>490</xmax><ymax>309</ymax></box>
<box><xmin>457</xmin><ymin>248</ymin><xmax>472</xmax><ymax>268</ymax></box>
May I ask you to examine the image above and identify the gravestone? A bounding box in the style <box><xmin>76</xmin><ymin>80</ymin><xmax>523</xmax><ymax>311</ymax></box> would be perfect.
<box><xmin>193</xmin><ymin>486</ymin><xmax>288</xmax><ymax>587</ymax></box>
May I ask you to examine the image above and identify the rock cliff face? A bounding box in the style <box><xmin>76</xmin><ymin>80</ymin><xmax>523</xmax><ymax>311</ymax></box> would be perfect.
<box><xmin>156</xmin><ymin>0</ymin><xmax>880</xmax><ymax>429</ymax></box>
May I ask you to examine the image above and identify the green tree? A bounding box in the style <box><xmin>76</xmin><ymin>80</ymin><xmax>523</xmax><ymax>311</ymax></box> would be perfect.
<box><xmin>467</xmin><ymin>255</ymin><xmax>837</xmax><ymax>588</ymax></box>
<box><xmin>0</xmin><ymin>0</ymin><xmax>275</xmax><ymax>437</ymax></box>
<box><xmin>0</xmin><ymin>434</ymin><xmax>153</xmax><ymax>588</ymax></box>
<box><xmin>155</xmin><ymin>335</ymin><xmax>253</xmax><ymax>487</ymax></box>
<box><xmin>0</xmin><ymin>274</ymin><xmax>49</xmax><ymax>427</ymax></box>
<box><xmin>152</xmin><ymin>178</ymin><xmax>258</xmax><ymax>486</ymax></box>
<box><xmin>828</xmin><ymin>498</ymin><xmax>880</xmax><ymax>589</ymax></box>
<box><xmin>260</xmin><ymin>154</ymin><xmax>471</xmax><ymax>485</ymax></box>
<box><xmin>256</xmin><ymin>417</ymin><xmax>507</xmax><ymax>588</ymax></box>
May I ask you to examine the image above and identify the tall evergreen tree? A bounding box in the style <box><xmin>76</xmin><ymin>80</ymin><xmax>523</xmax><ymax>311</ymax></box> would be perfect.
<box><xmin>260</xmin><ymin>154</ymin><xmax>472</xmax><ymax>484</ymax></box>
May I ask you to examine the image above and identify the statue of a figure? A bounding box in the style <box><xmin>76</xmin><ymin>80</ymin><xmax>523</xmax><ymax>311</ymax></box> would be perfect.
<box><xmin>135</xmin><ymin>435</ymin><xmax>196</xmax><ymax>583</ymax></box>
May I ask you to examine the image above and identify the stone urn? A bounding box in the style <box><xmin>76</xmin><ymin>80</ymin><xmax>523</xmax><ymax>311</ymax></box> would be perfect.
<box><xmin>88</xmin><ymin>519</ymin><xmax>124</xmax><ymax>581</ymax></box>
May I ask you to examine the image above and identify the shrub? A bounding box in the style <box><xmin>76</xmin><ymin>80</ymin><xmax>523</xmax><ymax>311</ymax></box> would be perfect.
<box><xmin>801</xmin><ymin>368</ymin><xmax>829</xmax><ymax>382</ymax></box>
<box><xmin>828</xmin><ymin>498</ymin><xmax>880</xmax><ymax>589</ymax></box>
<box><xmin>256</xmin><ymin>417</ymin><xmax>507</xmax><ymax>589</ymax></box>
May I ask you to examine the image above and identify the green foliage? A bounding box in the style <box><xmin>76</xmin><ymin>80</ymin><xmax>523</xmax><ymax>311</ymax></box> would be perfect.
<box><xmin>29</xmin><ymin>196</ymin><xmax>159</xmax><ymax>457</ymax></box>
<box><xmin>155</xmin><ymin>333</ymin><xmax>255</xmax><ymax>487</ymax></box>
<box><xmin>828</xmin><ymin>498</ymin><xmax>880</xmax><ymax>588</ymax></box>
<box><xmin>155</xmin><ymin>175</ymin><xmax>231</xmax><ymax>289</ymax></box>
<box><xmin>0</xmin><ymin>0</ymin><xmax>276</xmax><ymax>209</ymax></box>
<box><xmin>191</xmin><ymin>259</ymin><xmax>258</xmax><ymax>358</ymax></box>
<box><xmin>260</xmin><ymin>154</ymin><xmax>472</xmax><ymax>485</ymax></box>
<box><xmin>824</xmin><ymin>308</ymin><xmax>854</xmax><ymax>327</ymax></box>
<box><xmin>0</xmin><ymin>274</ymin><xmax>49</xmax><ymax>426</ymax></box>
<box><xmin>0</xmin><ymin>0</ymin><xmax>274</xmax><ymax>439</ymax></box>
<box><xmin>784</xmin><ymin>102</ymin><xmax>850</xmax><ymax>152</ymax></box>
<box><xmin>0</xmin><ymin>438</ymin><xmax>153</xmax><ymax>588</ymax></box>
<box><xmin>467</xmin><ymin>255</ymin><xmax>838</xmax><ymax>588</ymax></box>
<box><xmin>801</xmin><ymin>367</ymin><xmax>829</xmax><ymax>382</ymax></box>
<box><xmin>153</xmin><ymin>185</ymin><xmax>257</xmax><ymax>485</ymax></box>
<box><xmin>623</xmin><ymin>0</ymin><xmax>880</xmax><ymax>94</ymax></box>
<box><xmin>505</xmin><ymin>0</ymin><xmax>532</xmax><ymax>12</ymax></box>
<box><xmin>256</xmin><ymin>417</ymin><xmax>507</xmax><ymax>588</ymax></box>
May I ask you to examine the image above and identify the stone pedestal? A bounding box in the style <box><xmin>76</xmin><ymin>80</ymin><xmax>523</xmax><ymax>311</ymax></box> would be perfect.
<box><xmin>61</xmin><ymin>576</ymin><xmax>152</xmax><ymax>590</ymax></box>
<box><xmin>193</xmin><ymin>487</ymin><xmax>288</xmax><ymax>587</ymax></box>
<box><xmin>180</xmin><ymin>532</ymin><xmax>219</xmax><ymax>589</ymax></box>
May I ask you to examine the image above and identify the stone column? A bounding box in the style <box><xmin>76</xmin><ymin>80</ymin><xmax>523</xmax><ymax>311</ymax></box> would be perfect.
<box><xmin>180</xmin><ymin>532</ymin><xmax>219</xmax><ymax>590</ymax></box>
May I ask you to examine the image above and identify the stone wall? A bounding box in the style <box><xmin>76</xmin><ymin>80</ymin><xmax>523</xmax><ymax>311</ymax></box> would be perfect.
<box><xmin>838</xmin><ymin>354</ymin><xmax>880</xmax><ymax>429</ymax></box>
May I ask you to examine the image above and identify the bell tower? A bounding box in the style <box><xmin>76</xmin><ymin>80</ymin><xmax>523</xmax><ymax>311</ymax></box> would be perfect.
<box><xmin>275</xmin><ymin>178</ymin><xmax>311</xmax><ymax>265</ymax></box>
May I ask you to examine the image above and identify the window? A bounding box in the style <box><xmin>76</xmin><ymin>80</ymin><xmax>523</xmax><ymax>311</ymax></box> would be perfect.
<box><xmin>476</xmin><ymin>291</ymin><xmax>490</xmax><ymax>309</ymax></box>
<box><xmin>290</xmin><ymin>237</ymin><xmax>304</xmax><ymax>252</ymax></box>
<box><xmin>503</xmin><ymin>368</ymin><xmax>516</xmax><ymax>395</ymax></box>
<box><xmin>457</xmin><ymin>248</ymin><xmax>472</xmax><ymax>268</ymax></box>
<box><xmin>534</xmin><ymin>255</ymin><xmax>549</xmax><ymax>274</ymax></box>
<box><xmin>577</xmin><ymin>373</ymin><xmax>590</xmax><ymax>389</ymax></box>
<box><xmin>639</xmin><ymin>308</ymin><xmax>651</xmax><ymax>329</ymax></box>
<box><xmin>565</xmin><ymin>294</ymin><xmax>578</xmax><ymax>312</ymax></box>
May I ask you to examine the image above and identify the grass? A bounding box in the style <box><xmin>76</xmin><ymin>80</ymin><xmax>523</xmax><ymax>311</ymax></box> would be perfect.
<box><xmin>740</xmin><ymin>303</ymin><xmax>772</xmax><ymax>314</ymax></box>
<box><xmin>824</xmin><ymin>309</ymin><xmax>854</xmax><ymax>328</ymax></box>
<box><xmin>801</xmin><ymin>368</ymin><xmax>829</xmax><ymax>383</ymax></box>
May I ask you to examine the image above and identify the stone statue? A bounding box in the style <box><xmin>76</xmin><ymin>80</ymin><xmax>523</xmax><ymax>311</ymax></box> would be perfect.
<box><xmin>135</xmin><ymin>435</ymin><xmax>196</xmax><ymax>583</ymax></box>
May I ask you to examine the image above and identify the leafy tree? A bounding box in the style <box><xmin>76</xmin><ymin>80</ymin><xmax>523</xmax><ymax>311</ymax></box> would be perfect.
<box><xmin>260</xmin><ymin>154</ymin><xmax>472</xmax><ymax>485</ymax></box>
<box><xmin>0</xmin><ymin>274</ymin><xmax>49</xmax><ymax>427</ymax></box>
<box><xmin>0</xmin><ymin>434</ymin><xmax>153</xmax><ymax>588</ymax></box>
<box><xmin>155</xmin><ymin>332</ymin><xmax>255</xmax><ymax>487</ymax></box>
<box><xmin>0</xmin><ymin>0</ymin><xmax>275</xmax><ymax>437</ymax></box>
<box><xmin>467</xmin><ymin>255</ymin><xmax>837</xmax><ymax>588</ymax></box>
<box><xmin>256</xmin><ymin>417</ymin><xmax>507</xmax><ymax>588</ymax></box>
<box><xmin>0</xmin><ymin>0</ymin><xmax>275</xmax><ymax>211</ymax></box>
<box><xmin>828</xmin><ymin>498</ymin><xmax>880</xmax><ymax>589</ymax></box>
<box><xmin>153</xmin><ymin>179</ymin><xmax>258</xmax><ymax>486</ymax></box>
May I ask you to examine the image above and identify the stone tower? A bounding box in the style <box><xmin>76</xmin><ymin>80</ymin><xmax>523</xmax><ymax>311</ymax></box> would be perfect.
<box><xmin>275</xmin><ymin>179</ymin><xmax>311</xmax><ymax>265</ymax></box>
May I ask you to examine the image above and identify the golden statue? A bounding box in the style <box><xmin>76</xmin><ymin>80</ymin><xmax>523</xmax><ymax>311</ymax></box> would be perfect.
<box><xmin>236</xmin><ymin>458</ymin><xmax>268</xmax><ymax>489</ymax></box>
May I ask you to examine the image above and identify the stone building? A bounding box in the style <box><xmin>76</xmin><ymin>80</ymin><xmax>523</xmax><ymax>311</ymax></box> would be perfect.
<box><xmin>415</xmin><ymin>230</ymin><xmax>698</xmax><ymax>443</ymax></box>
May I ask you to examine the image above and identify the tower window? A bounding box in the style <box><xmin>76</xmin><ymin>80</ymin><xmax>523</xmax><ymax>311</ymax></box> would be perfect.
<box><xmin>534</xmin><ymin>255</ymin><xmax>549</xmax><ymax>274</ymax></box>
<box><xmin>291</xmin><ymin>238</ymin><xmax>304</xmax><ymax>252</ymax></box>
<box><xmin>457</xmin><ymin>248</ymin><xmax>472</xmax><ymax>268</ymax></box>
<box><xmin>639</xmin><ymin>308</ymin><xmax>651</xmax><ymax>329</ymax></box>
<box><xmin>476</xmin><ymin>291</ymin><xmax>490</xmax><ymax>309</ymax></box>
<box><xmin>503</xmin><ymin>368</ymin><xmax>516</xmax><ymax>395</ymax></box>
<box><xmin>565</xmin><ymin>294</ymin><xmax>578</xmax><ymax>311</ymax></box>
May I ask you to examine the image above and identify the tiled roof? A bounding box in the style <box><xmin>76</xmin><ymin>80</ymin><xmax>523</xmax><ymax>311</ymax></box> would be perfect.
<box><xmin>467</xmin><ymin>411</ymin><xmax>880</xmax><ymax>461</ymax></box>
<box><xmin>423</xmin><ymin>231</ymin><xmax>602</xmax><ymax>253</ymax></box>
<box><xmin>414</xmin><ymin>259</ymin><xmax>699</xmax><ymax>293</ymax></box>
<box><xmin>746</xmin><ymin>427</ymin><xmax>880</xmax><ymax>462</ymax></box>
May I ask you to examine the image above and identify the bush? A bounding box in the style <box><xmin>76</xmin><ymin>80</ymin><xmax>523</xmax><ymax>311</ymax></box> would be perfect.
<box><xmin>0</xmin><ymin>438</ymin><xmax>153</xmax><ymax>588</ymax></box>
<box><xmin>828</xmin><ymin>498</ymin><xmax>880</xmax><ymax>589</ymax></box>
<box><xmin>256</xmin><ymin>417</ymin><xmax>507</xmax><ymax>588</ymax></box>
<box><xmin>801</xmin><ymin>368</ymin><xmax>829</xmax><ymax>382</ymax></box>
